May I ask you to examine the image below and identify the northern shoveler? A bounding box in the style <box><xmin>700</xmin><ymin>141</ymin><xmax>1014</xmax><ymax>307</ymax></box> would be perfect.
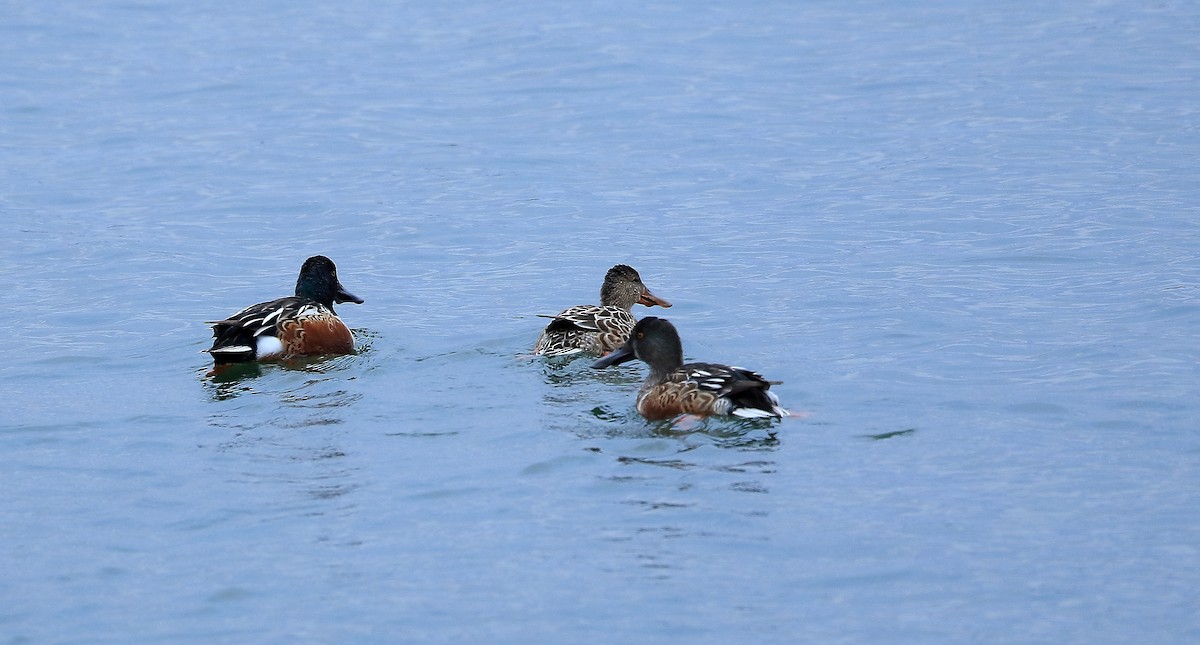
<box><xmin>591</xmin><ymin>317</ymin><xmax>788</xmax><ymax>420</ymax></box>
<box><xmin>205</xmin><ymin>255</ymin><xmax>364</xmax><ymax>364</ymax></box>
<box><xmin>533</xmin><ymin>264</ymin><xmax>671</xmax><ymax>356</ymax></box>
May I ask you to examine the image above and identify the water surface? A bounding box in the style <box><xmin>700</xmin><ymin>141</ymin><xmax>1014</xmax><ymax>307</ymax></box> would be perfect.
<box><xmin>2</xmin><ymin>1</ymin><xmax>1199</xmax><ymax>642</ymax></box>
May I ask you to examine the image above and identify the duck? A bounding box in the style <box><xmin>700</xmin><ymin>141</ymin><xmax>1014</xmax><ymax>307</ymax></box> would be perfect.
<box><xmin>533</xmin><ymin>264</ymin><xmax>671</xmax><ymax>356</ymax></box>
<box><xmin>205</xmin><ymin>255</ymin><xmax>364</xmax><ymax>364</ymax></box>
<box><xmin>591</xmin><ymin>317</ymin><xmax>788</xmax><ymax>420</ymax></box>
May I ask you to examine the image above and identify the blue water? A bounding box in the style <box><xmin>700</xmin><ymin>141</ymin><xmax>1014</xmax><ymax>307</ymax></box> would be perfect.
<box><xmin>3</xmin><ymin>1</ymin><xmax>1199</xmax><ymax>642</ymax></box>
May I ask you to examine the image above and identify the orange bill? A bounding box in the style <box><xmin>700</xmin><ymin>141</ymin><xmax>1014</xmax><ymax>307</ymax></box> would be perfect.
<box><xmin>639</xmin><ymin>288</ymin><xmax>672</xmax><ymax>308</ymax></box>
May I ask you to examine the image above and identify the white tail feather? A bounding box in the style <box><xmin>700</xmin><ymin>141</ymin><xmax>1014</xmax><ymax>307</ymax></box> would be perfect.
<box><xmin>732</xmin><ymin>407</ymin><xmax>778</xmax><ymax>419</ymax></box>
<box><xmin>208</xmin><ymin>345</ymin><xmax>253</xmax><ymax>355</ymax></box>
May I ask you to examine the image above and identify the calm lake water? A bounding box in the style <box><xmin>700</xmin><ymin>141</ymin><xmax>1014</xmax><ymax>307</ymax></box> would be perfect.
<box><xmin>3</xmin><ymin>0</ymin><xmax>1199</xmax><ymax>642</ymax></box>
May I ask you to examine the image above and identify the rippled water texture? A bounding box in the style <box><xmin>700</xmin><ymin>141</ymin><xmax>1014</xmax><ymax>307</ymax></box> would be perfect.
<box><xmin>2</xmin><ymin>1</ymin><xmax>1198</xmax><ymax>642</ymax></box>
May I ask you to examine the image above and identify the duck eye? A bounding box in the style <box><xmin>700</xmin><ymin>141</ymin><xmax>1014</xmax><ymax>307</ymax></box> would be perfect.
<box><xmin>636</xmin><ymin>332</ymin><xmax>644</xmax><ymax>339</ymax></box>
